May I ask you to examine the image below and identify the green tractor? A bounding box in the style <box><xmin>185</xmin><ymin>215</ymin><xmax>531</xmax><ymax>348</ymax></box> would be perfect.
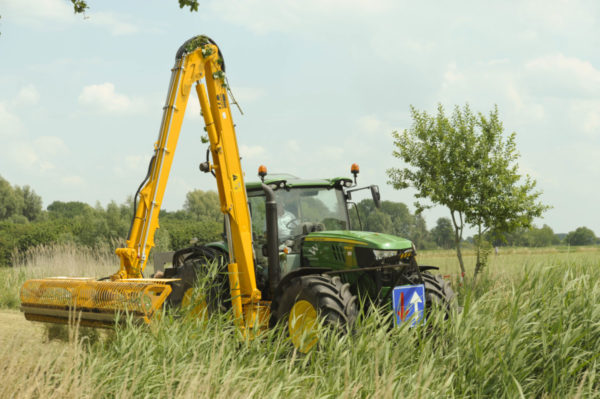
<box><xmin>161</xmin><ymin>166</ymin><xmax>456</xmax><ymax>349</ymax></box>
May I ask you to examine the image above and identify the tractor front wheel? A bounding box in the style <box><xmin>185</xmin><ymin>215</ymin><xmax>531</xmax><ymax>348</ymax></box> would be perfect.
<box><xmin>271</xmin><ymin>274</ymin><xmax>358</xmax><ymax>353</ymax></box>
<box><xmin>417</xmin><ymin>271</ymin><xmax>457</xmax><ymax>318</ymax></box>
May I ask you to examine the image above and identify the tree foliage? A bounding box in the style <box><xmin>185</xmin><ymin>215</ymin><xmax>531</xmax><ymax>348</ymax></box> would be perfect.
<box><xmin>69</xmin><ymin>0</ymin><xmax>199</xmax><ymax>15</ymax></box>
<box><xmin>183</xmin><ymin>190</ymin><xmax>221</xmax><ymax>222</ymax></box>
<box><xmin>350</xmin><ymin>199</ymin><xmax>434</xmax><ymax>249</ymax></box>
<box><xmin>490</xmin><ymin>224</ymin><xmax>561</xmax><ymax>247</ymax></box>
<box><xmin>0</xmin><ymin>175</ymin><xmax>42</xmax><ymax>222</ymax></box>
<box><xmin>388</xmin><ymin>104</ymin><xmax>549</xmax><ymax>279</ymax></box>
<box><xmin>565</xmin><ymin>227</ymin><xmax>597</xmax><ymax>246</ymax></box>
<box><xmin>431</xmin><ymin>218</ymin><xmax>454</xmax><ymax>249</ymax></box>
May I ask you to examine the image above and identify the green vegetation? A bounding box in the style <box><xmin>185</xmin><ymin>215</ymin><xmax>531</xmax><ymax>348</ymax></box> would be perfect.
<box><xmin>0</xmin><ymin>178</ymin><xmax>224</xmax><ymax>267</ymax></box>
<box><xmin>1</xmin><ymin>247</ymin><xmax>599</xmax><ymax>397</ymax></box>
<box><xmin>0</xmin><ymin>173</ymin><xmax>597</xmax><ymax>267</ymax></box>
<box><xmin>388</xmin><ymin>104</ymin><xmax>549</xmax><ymax>279</ymax></box>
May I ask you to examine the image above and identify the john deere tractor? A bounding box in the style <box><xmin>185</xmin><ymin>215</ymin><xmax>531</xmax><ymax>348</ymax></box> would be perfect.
<box><xmin>162</xmin><ymin>167</ymin><xmax>456</xmax><ymax>351</ymax></box>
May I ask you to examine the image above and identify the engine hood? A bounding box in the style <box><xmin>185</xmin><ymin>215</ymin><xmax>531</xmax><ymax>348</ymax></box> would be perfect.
<box><xmin>304</xmin><ymin>230</ymin><xmax>413</xmax><ymax>250</ymax></box>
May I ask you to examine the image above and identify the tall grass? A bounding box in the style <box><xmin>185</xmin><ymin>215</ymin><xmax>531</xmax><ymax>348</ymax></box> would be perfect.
<box><xmin>1</xmin><ymin>247</ymin><xmax>599</xmax><ymax>397</ymax></box>
<box><xmin>0</xmin><ymin>243</ymin><xmax>122</xmax><ymax>309</ymax></box>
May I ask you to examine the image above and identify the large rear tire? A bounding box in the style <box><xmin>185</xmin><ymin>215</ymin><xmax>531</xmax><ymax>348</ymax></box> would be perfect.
<box><xmin>271</xmin><ymin>274</ymin><xmax>358</xmax><ymax>353</ymax></box>
<box><xmin>166</xmin><ymin>247</ymin><xmax>230</xmax><ymax>315</ymax></box>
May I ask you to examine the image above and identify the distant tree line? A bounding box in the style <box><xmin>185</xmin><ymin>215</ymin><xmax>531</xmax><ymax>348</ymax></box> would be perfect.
<box><xmin>0</xmin><ymin>175</ymin><xmax>222</xmax><ymax>266</ymax></box>
<box><xmin>0</xmin><ymin>175</ymin><xmax>597</xmax><ymax>266</ymax></box>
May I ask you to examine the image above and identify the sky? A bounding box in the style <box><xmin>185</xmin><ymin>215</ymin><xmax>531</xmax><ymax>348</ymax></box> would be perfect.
<box><xmin>0</xmin><ymin>0</ymin><xmax>598</xmax><ymax>237</ymax></box>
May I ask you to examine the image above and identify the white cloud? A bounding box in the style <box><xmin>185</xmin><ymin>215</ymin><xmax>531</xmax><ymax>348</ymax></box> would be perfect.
<box><xmin>2</xmin><ymin>0</ymin><xmax>141</xmax><ymax>35</ymax></box>
<box><xmin>0</xmin><ymin>88</ymin><xmax>69</xmax><ymax>174</ymax></box>
<box><xmin>240</xmin><ymin>144</ymin><xmax>266</xmax><ymax>161</ymax></box>
<box><xmin>2</xmin><ymin>0</ymin><xmax>72</xmax><ymax>25</ymax></box>
<box><xmin>112</xmin><ymin>154</ymin><xmax>151</xmax><ymax>178</ymax></box>
<box><xmin>88</xmin><ymin>12</ymin><xmax>140</xmax><ymax>36</ymax></box>
<box><xmin>357</xmin><ymin>115</ymin><xmax>386</xmax><ymax>136</ymax></box>
<box><xmin>78</xmin><ymin>83</ymin><xmax>145</xmax><ymax>114</ymax></box>
<box><xmin>185</xmin><ymin>97</ymin><xmax>202</xmax><ymax>120</ymax></box>
<box><xmin>524</xmin><ymin>54</ymin><xmax>600</xmax><ymax>98</ymax></box>
<box><xmin>231</xmin><ymin>86</ymin><xmax>266</xmax><ymax>104</ymax></box>
<box><xmin>61</xmin><ymin>175</ymin><xmax>85</xmax><ymax>187</ymax></box>
<box><xmin>568</xmin><ymin>100</ymin><xmax>600</xmax><ymax>138</ymax></box>
<box><xmin>209</xmin><ymin>0</ymin><xmax>391</xmax><ymax>34</ymax></box>
<box><xmin>14</xmin><ymin>84</ymin><xmax>40</xmax><ymax>106</ymax></box>
<box><xmin>0</xmin><ymin>102</ymin><xmax>23</xmax><ymax>138</ymax></box>
<box><xmin>285</xmin><ymin>139</ymin><xmax>300</xmax><ymax>153</ymax></box>
<box><xmin>34</xmin><ymin>136</ymin><xmax>68</xmax><ymax>157</ymax></box>
<box><xmin>442</xmin><ymin>63</ymin><xmax>465</xmax><ymax>88</ymax></box>
<box><xmin>6</xmin><ymin>135</ymin><xmax>67</xmax><ymax>172</ymax></box>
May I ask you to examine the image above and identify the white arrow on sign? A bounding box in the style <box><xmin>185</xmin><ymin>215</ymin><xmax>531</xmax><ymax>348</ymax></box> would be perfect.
<box><xmin>409</xmin><ymin>292</ymin><xmax>423</xmax><ymax>318</ymax></box>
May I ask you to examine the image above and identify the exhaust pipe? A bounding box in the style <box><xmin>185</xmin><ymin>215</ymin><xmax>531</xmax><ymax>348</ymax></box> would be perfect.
<box><xmin>261</xmin><ymin>183</ymin><xmax>280</xmax><ymax>298</ymax></box>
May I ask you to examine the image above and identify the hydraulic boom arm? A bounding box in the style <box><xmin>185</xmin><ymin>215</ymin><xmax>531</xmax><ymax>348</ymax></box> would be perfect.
<box><xmin>20</xmin><ymin>36</ymin><xmax>262</xmax><ymax>328</ymax></box>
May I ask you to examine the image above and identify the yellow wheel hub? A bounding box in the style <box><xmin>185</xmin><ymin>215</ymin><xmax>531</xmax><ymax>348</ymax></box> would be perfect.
<box><xmin>182</xmin><ymin>288</ymin><xmax>208</xmax><ymax>319</ymax></box>
<box><xmin>288</xmin><ymin>299</ymin><xmax>318</xmax><ymax>353</ymax></box>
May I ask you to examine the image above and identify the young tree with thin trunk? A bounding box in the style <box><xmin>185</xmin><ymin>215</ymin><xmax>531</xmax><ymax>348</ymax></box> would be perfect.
<box><xmin>387</xmin><ymin>104</ymin><xmax>549</xmax><ymax>280</ymax></box>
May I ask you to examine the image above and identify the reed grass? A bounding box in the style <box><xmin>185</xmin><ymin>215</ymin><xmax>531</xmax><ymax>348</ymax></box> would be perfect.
<box><xmin>0</xmin><ymin>245</ymin><xmax>599</xmax><ymax>397</ymax></box>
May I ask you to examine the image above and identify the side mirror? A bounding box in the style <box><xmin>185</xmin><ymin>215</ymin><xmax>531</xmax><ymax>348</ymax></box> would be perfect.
<box><xmin>370</xmin><ymin>185</ymin><xmax>381</xmax><ymax>208</ymax></box>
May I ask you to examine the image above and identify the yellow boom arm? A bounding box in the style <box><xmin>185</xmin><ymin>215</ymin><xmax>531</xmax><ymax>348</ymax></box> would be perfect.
<box><xmin>21</xmin><ymin>36</ymin><xmax>262</xmax><ymax>328</ymax></box>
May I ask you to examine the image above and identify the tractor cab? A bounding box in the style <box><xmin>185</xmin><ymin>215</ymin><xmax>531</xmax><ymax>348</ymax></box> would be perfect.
<box><xmin>246</xmin><ymin>174</ymin><xmax>353</xmax><ymax>275</ymax></box>
<box><xmin>244</xmin><ymin>167</ymin><xmax>415</xmax><ymax>293</ymax></box>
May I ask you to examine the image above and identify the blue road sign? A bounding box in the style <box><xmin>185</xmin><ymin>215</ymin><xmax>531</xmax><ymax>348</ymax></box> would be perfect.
<box><xmin>392</xmin><ymin>284</ymin><xmax>426</xmax><ymax>327</ymax></box>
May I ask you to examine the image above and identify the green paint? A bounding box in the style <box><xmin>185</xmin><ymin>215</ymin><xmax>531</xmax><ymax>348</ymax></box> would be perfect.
<box><xmin>305</xmin><ymin>230</ymin><xmax>412</xmax><ymax>250</ymax></box>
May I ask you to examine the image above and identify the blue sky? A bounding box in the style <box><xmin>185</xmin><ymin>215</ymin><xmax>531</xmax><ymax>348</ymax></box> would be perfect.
<box><xmin>0</xmin><ymin>0</ymin><xmax>598</xmax><ymax>236</ymax></box>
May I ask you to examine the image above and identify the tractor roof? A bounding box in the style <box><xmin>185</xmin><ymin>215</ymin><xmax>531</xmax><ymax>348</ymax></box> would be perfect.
<box><xmin>245</xmin><ymin>173</ymin><xmax>353</xmax><ymax>191</ymax></box>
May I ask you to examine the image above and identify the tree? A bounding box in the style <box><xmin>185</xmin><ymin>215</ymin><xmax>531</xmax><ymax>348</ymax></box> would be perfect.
<box><xmin>15</xmin><ymin>185</ymin><xmax>42</xmax><ymax>222</ymax></box>
<box><xmin>0</xmin><ymin>176</ymin><xmax>23</xmax><ymax>220</ymax></box>
<box><xmin>387</xmin><ymin>104</ymin><xmax>549</xmax><ymax>280</ymax></box>
<box><xmin>431</xmin><ymin>217</ymin><xmax>454</xmax><ymax>249</ymax></box>
<box><xmin>183</xmin><ymin>190</ymin><xmax>221</xmax><ymax>222</ymax></box>
<box><xmin>565</xmin><ymin>227</ymin><xmax>597</xmax><ymax>246</ymax></box>
<box><xmin>69</xmin><ymin>0</ymin><xmax>199</xmax><ymax>15</ymax></box>
<box><xmin>365</xmin><ymin>211</ymin><xmax>393</xmax><ymax>234</ymax></box>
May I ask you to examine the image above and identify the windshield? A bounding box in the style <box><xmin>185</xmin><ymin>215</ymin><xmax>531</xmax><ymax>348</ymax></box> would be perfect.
<box><xmin>248</xmin><ymin>187</ymin><xmax>348</xmax><ymax>243</ymax></box>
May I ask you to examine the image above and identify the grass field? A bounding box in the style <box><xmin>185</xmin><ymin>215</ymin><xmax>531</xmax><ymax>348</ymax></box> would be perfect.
<box><xmin>1</xmin><ymin>244</ymin><xmax>599</xmax><ymax>398</ymax></box>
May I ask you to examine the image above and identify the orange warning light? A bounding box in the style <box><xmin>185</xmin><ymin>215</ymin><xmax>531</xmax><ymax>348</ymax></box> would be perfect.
<box><xmin>258</xmin><ymin>165</ymin><xmax>268</xmax><ymax>181</ymax></box>
<box><xmin>351</xmin><ymin>163</ymin><xmax>360</xmax><ymax>175</ymax></box>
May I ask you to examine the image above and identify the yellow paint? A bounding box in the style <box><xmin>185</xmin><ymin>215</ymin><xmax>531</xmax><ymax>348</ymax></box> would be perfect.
<box><xmin>344</xmin><ymin>245</ymin><xmax>354</xmax><ymax>267</ymax></box>
<box><xmin>181</xmin><ymin>288</ymin><xmax>208</xmax><ymax>320</ymax></box>
<box><xmin>288</xmin><ymin>300</ymin><xmax>318</xmax><ymax>353</ymax></box>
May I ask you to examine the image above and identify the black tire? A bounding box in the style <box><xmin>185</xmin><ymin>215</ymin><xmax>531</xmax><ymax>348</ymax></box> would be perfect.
<box><xmin>166</xmin><ymin>249</ymin><xmax>230</xmax><ymax>314</ymax></box>
<box><xmin>418</xmin><ymin>271</ymin><xmax>457</xmax><ymax>318</ymax></box>
<box><xmin>271</xmin><ymin>274</ymin><xmax>358</xmax><ymax>351</ymax></box>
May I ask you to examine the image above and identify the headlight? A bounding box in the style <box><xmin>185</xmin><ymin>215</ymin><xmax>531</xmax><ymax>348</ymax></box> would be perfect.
<box><xmin>372</xmin><ymin>250</ymin><xmax>398</xmax><ymax>261</ymax></box>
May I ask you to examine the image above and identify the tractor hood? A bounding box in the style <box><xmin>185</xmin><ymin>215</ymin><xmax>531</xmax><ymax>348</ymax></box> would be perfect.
<box><xmin>304</xmin><ymin>230</ymin><xmax>413</xmax><ymax>250</ymax></box>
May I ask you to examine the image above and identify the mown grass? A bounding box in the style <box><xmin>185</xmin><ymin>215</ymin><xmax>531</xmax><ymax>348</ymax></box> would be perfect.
<box><xmin>1</xmin><ymin>245</ymin><xmax>599</xmax><ymax>397</ymax></box>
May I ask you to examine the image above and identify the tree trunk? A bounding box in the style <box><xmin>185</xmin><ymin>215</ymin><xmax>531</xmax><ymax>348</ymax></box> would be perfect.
<box><xmin>450</xmin><ymin>211</ymin><xmax>466</xmax><ymax>278</ymax></box>
<box><xmin>474</xmin><ymin>223</ymin><xmax>482</xmax><ymax>282</ymax></box>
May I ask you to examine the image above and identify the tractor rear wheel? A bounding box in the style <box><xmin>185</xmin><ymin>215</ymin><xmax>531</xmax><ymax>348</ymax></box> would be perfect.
<box><xmin>271</xmin><ymin>274</ymin><xmax>358</xmax><ymax>353</ymax></box>
<box><xmin>166</xmin><ymin>247</ymin><xmax>230</xmax><ymax>316</ymax></box>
